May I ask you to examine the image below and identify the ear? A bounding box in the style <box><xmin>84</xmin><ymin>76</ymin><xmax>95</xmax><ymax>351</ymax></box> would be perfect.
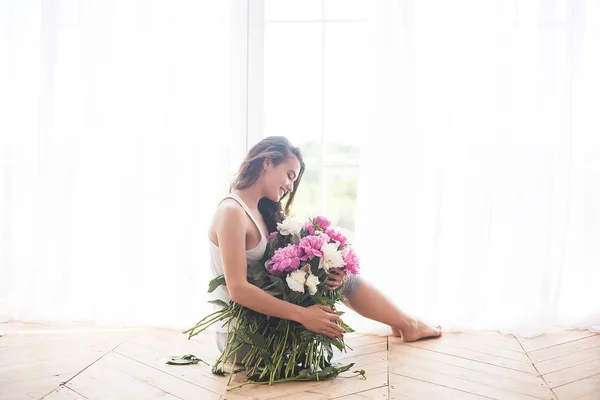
<box><xmin>263</xmin><ymin>156</ymin><xmax>272</xmax><ymax>170</ymax></box>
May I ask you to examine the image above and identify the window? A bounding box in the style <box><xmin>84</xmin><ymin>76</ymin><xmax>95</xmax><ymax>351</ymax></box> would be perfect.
<box><xmin>249</xmin><ymin>0</ymin><xmax>368</xmax><ymax>241</ymax></box>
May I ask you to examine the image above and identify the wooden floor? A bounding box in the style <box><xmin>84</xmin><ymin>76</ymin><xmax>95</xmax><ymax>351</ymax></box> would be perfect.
<box><xmin>1</xmin><ymin>322</ymin><xmax>599</xmax><ymax>400</ymax></box>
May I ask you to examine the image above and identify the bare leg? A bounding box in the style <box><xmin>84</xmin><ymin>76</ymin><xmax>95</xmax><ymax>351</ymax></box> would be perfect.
<box><xmin>344</xmin><ymin>280</ymin><xmax>441</xmax><ymax>342</ymax></box>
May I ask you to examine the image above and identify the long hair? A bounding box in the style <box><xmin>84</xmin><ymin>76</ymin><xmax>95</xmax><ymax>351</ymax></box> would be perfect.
<box><xmin>230</xmin><ymin>136</ymin><xmax>305</xmax><ymax>233</ymax></box>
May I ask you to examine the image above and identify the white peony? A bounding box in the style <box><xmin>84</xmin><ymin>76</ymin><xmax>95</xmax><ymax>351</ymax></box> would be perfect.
<box><xmin>277</xmin><ymin>217</ymin><xmax>302</xmax><ymax>235</ymax></box>
<box><xmin>305</xmin><ymin>272</ymin><xmax>319</xmax><ymax>295</ymax></box>
<box><xmin>277</xmin><ymin>218</ymin><xmax>303</xmax><ymax>243</ymax></box>
<box><xmin>286</xmin><ymin>268</ymin><xmax>307</xmax><ymax>293</ymax></box>
<box><xmin>319</xmin><ymin>242</ymin><xmax>346</xmax><ymax>272</ymax></box>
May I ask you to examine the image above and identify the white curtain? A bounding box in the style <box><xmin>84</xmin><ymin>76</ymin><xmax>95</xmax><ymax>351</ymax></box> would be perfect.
<box><xmin>353</xmin><ymin>0</ymin><xmax>600</xmax><ymax>337</ymax></box>
<box><xmin>0</xmin><ymin>0</ymin><xmax>243</xmax><ymax>329</ymax></box>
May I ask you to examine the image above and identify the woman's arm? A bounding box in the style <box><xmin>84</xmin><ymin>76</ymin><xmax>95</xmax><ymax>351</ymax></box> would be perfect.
<box><xmin>215</xmin><ymin>203</ymin><xmax>345</xmax><ymax>338</ymax></box>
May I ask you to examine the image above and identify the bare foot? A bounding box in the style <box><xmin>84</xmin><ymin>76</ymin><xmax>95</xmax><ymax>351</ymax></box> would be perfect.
<box><xmin>394</xmin><ymin>320</ymin><xmax>442</xmax><ymax>342</ymax></box>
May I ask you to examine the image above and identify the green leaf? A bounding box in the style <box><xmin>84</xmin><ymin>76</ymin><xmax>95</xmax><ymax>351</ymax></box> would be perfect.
<box><xmin>326</xmin><ymin>338</ymin><xmax>346</xmax><ymax>352</ymax></box>
<box><xmin>318</xmin><ymin>366</ymin><xmax>334</xmax><ymax>378</ymax></box>
<box><xmin>248</xmin><ymin>373</ymin><xmax>262</xmax><ymax>381</ymax></box>
<box><xmin>208</xmin><ymin>299</ymin><xmax>229</xmax><ymax>309</ymax></box>
<box><xmin>249</xmin><ymin>262</ymin><xmax>266</xmax><ymax>282</ymax></box>
<box><xmin>166</xmin><ymin>354</ymin><xmax>209</xmax><ymax>366</ymax></box>
<box><xmin>262</xmin><ymin>280</ymin><xmax>280</xmax><ymax>292</ymax></box>
<box><xmin>247</xmin><ymin>332</ymin><xmax>267</xmax><ymax>349</ymax></box>
<box><xmin>212</xmin><ymin>366</ymin><xmax>225</xmax><ymax>375</ymax></box>
<box><xmin>339</xmin><ymin>320</ymin><xmax>355</xmax><ymax>333</ymax></box>
<box><xmin>268</xmin><ymin>275</ymin><xmax>285</xmax><ymax>293</ymax></box>
<box><xmin>208</xmin><ymin>275</ymin><xmax>226</xmax><ymax>293</ymax></box>
<box><xmin>336</xmin><ymin>362</ymin><xmax>355</xmax><ymax>373</ymax></box>
<box><xmin>309</xmin><ymin>256</ymin><xmax>320</xmax><ymax>275</ymax></box>
<box><xmin>323</xmin><ymin>342</ymin><xmax>334</xmax><ymax>363</ymax></box>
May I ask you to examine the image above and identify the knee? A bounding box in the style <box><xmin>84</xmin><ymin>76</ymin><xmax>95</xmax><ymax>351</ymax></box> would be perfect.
<box><xmin>340</xmin><ymin>274</ymin><xmax>363</xmax><ymax>300</ymax></box>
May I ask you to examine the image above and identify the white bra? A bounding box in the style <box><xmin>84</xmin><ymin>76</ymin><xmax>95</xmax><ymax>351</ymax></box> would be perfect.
<box><xmin>208</xmin><ymin>193</ymin><xmax>267</xmax><ymax>263</ymax></box>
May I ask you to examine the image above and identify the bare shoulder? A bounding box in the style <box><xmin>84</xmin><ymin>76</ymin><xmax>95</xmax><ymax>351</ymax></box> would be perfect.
<box><xmin>213</xmin><ymin>198</ymin><xmax>247</xmax><ymax>230</ymax></box>
<box><xmin>209</xmin><ymin>198</ymin><xmax>248</xmax><ymax>246</ymax></box>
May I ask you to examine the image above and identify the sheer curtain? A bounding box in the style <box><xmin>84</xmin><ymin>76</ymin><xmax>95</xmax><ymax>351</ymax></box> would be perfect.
<box><xmin>0</xmin><ymin>0</ymin><xmax>244</xmax><ymax>330</ymax></box>
<box><xmin>351</xmin><ymin>0</ymin><xmax>600</xmax><ymax>337</ymax></box>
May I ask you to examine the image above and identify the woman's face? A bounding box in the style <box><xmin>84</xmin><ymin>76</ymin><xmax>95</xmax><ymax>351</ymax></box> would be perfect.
<box><xmin>262</xmin><ymin>155</ymin><xmax>301</xmax><ymax>202</ymax></box>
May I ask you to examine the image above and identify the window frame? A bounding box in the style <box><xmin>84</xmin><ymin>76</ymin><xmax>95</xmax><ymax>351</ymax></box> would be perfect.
<box><xmin>246</xmin><ymin>0</ymin><xmax>363</xmax><ymax>216</ymax></box>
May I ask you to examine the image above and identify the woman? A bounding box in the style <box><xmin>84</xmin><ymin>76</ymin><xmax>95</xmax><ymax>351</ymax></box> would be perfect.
<box><xmin>208</xmin><ymin>136</ymin><xmax>441</xmax><ymax>359</ymax></box>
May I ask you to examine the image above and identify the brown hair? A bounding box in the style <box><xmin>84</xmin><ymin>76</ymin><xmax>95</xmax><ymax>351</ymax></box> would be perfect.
<box><xmin>230</xmin><ymin>136</ymin><xmax>305</xmax><ymax>233</ymax></box>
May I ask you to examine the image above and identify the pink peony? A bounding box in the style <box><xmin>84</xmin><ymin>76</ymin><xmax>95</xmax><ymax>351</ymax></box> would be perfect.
<box><xmin>302</xmin><ymin>222</ymin><xmax>315</xmax><ymax>235</ymax></box>
<box><xmin>343</xmin><ymin>248</ymin><xmax>360</xmax><ymax>275</ymax></box>
<box><xmin>299</xmin><ymin>235</ymin><xmax>325</xmax><ymax>259</ymax></box>
<box><xmin>268</xmin><ymin>244</ymin><xmax>308</xmax><ymax>275</ymax></box>
<box><xmin>318</xmin><ymin>232</ymin><xmax>330</xmax><ymax>243</ymax></box>
<box><xmin>314</xmin><ymin>216</ymin><xmax>331</xmax><ymax>230</ymax></box>
<box><xmin>267</xmin><ymin>231</ymin><xmax>278</xmax><ymax>241</ymax></box>
<box><xmin>325</xmin><ymin>228</ymin><xmax>347</xmax><ymax>247</ymax></box>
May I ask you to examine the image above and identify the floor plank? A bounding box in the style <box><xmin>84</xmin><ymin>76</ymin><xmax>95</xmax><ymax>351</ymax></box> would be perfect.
<box><xmin>3</xmin><ymin>322</ymin><xmax>600</xmax><ymax>400</ymax></box>
<box><xmin>389</xmin><ymin>373</ymin><xmax>491</xmax><ymax>400</ymax></box>
<box><xmin>552</xmin><ymin>373</ymin><xmax>600</xmax><ymax>400</ymax></box>
<box><xmin>66</xmin><ymin>351</ymin><xmax>219</xmax><ymax>400</ymax></box>
<box><xmin>0</xmin><ymin>375</ymin><xmax>80</xmax><ymax>400</ymax></box>
<box><xmin>517</xmin><ymin>331</ymin><xmax>598</xmax><ymax>353</ymax></box>
<box><xmin>389</xmin><ymin>353</ymin><xmax>555</xmax><ymax>400</ymax></box>
<box><xmin>332</xmin><ymin>386</ymin><xmax>388</xmax><ymax>400</ymax></box>
<box><xmin>402</xmin><ymin>339</ymin><xmax>539</xmax><ymax>374</ymax></box>
<box><xmin>543</xmin><ymin>358</ymin><xmax>600</xmax><ymax>388</ymax></box>
<box><xmin>528</xmin><ymin>335</ymin><xmax>600</xmax><ymax>363</ymax></box>
<box><xmin>389</xmin><ymin>342</ymin><xmax>545</xmax><ymax>385</ymax></box>
<box><xmin>389</xmin><ymin>369</ymin><xmax>546</xmax><ymax>400</ymax></box>
<box><xmin>42</xmin><ymin>387</ymin><xmax>88</xmax><ymax>399</ymax></box>
<box><xmin>535</xmin><ymin>347</ymin><xmax>600</xmax><ymax>375</ymax></box>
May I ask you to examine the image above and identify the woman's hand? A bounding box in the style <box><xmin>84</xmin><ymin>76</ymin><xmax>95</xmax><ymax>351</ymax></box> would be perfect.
<box><xmin>298</xmin><ymin>304</ymin><xmax>346</xmax><ymax>339</ymax></box>
<box><xmin>326</xmin><ymin>267</ymin><xmax>346</xmax><ymax>290</ymax></box>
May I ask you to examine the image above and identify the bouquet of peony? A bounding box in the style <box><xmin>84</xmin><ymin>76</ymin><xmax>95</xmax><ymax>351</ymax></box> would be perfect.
<box><xmin>184</xmin><ymin>216</ymin><xmax>364</xmax><ymax>390</ymax></box>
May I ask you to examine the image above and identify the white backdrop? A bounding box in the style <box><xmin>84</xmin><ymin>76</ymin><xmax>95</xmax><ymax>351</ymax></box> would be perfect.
<box><xmin>1</xmin><ymin>1</ymin><xmax>599</xmax><ymax>337</ymax></box>
<box><xmin>353</xmin><ymin>0</ymin><xmax>600</xmax><ymax>337</ymax></box>
<box><xmin>0</xmin><ymin>0</ymin><xmax>244</xmax><ymax>329</ymax></box>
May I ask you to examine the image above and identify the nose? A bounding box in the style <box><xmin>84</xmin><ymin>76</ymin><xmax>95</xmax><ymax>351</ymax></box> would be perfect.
<box><xmin>285</xmin><ymin>182</ymin><xmax>294</xmax><ymax>193</ymax></box>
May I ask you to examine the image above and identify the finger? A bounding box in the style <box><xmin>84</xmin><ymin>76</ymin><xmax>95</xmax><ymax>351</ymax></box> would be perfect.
<box><xmin>328</xmin><ymin>322</ymin><xmax>346</xmax><ymax>334</ymax></box>
<box><xmin>330</xmin><ymin>314</ymin><xmax>343</xmax><ymax>323</ymax></box>
<box><xmin>323</xmin><ymin>329</ymin><xmax>338</xmax><ymax>338</ymax></box>
<box><xmin>324</xmin><ymin>327</ymin><xmax>342</xmax><ymax>338</ymax></box>
<box><xmin>318</xmin><ymin>305</ymin><xmax>334</xmax><ymax>313</ymax></box>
